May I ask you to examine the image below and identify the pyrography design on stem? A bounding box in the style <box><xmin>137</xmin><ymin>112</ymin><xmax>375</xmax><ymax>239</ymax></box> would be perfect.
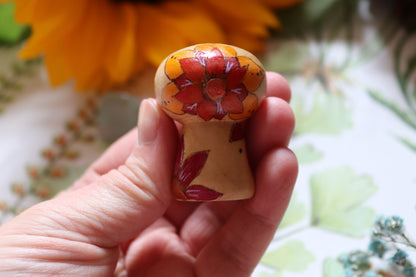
<box><xmin>173</xmin><ymin>137</ymin><xmax>223</xmax><ymax>201</ymax></box>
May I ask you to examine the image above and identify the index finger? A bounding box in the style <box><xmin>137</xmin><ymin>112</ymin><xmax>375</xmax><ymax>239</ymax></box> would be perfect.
<box><xmin>194</xmin><ymin>147</ymin><xmax>298</xmax><ymax>276</ymax></box>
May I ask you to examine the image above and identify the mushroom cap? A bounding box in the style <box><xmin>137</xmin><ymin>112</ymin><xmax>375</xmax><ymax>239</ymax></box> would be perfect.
<box><xmin>155</xmin><ymin>43</ymin><xmax>266</xmax><ymax>124</ymax></box>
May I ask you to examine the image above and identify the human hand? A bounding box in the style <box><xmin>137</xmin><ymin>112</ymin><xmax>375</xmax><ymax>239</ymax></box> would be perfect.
<box><xmin>0</xmin><ymin>72</ymin><xmax>297</xmax><ymax>277</ymax></box>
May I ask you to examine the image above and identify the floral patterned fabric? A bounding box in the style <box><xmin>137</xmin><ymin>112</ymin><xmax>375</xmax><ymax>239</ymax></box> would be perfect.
<box><xmin>1</xmin><ymin>0</ymin><xmax>416</xmax><ymax>276</ymax></box>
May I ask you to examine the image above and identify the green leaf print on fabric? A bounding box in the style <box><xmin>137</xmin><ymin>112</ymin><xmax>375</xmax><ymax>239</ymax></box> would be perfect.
<box><xmin>323</xmin><ymin>258</ymin><xmax>344</xmax><ymax>277</ymax></box>
<box><xmin>310</xmin><ymin>166</ymin><xmax>377</xmax><ymax>237</ymax></box>
<box><xmin>368</xmin><ymin>89</ymin><xmax>416</xmax><ymax>130</ymax></box>
<box><xmin>292</xmin><ymin>91</ymin><xmax>352</xmax><ymax>135</ymax></box>
<box><xmin>397</xmin><ymin>136</ymin><xmax>416</xmax><ymax>153</ymax></box>
<box><xmin>261</xmin><ymin>240</ymin><xmax>315</xmax><ymax>273</ymax></box>
<box><xmin>367</xmin><ymin>32</ymin><xmax>416</xmax><ymax>153</ymax></box>
<box><xmin>279</xmin><ymin>193</ymin><xmax>307</xmax><ymax>230</ymax></box>
<box><xmin>293</xmin><ymin>143</ymin><xmax>323</xmax><ymax>164</ymax></box>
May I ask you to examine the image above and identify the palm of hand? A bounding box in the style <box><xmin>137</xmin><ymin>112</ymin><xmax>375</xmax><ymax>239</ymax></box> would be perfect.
<box><xmin>0</xmin><ymin>73</ymin><xmax>297</xmax><ymax>277</ymax></box>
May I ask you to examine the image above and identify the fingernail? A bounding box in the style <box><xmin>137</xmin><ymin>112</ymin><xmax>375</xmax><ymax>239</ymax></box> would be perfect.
<box><xmin>138</xmin><ymin>99</ymin><xmax>160</xmax><ymax>145</ymax></box>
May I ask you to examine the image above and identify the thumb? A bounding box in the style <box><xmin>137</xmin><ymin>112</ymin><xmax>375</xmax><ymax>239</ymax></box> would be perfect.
<box><xmin>1</xmin><ymin>99</ymin><xmax>178</xmax><ymax>248</ymax></box>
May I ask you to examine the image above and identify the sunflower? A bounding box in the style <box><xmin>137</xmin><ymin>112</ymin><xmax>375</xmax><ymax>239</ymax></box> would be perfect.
<box><xmin>0</xmin><ymin>0</ymin><xmax>301</xmax><ymax>92</ymax></box>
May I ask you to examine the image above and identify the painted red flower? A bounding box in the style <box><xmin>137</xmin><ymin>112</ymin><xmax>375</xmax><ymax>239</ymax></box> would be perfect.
<box><xmin>162</xmin><ymin>44</ymin><xmax>264</xmax><ymax>121</ymax></box>
<box><xmin>173</xmin><ymin>137</ymin><xmax>223</xmax><ymax>201</ymax></box>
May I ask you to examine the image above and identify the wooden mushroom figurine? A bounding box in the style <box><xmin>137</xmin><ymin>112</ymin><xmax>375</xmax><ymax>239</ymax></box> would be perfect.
<box><xmin>155</xmin><ymin>43</ymin><xmax>266</xmax><ymax>201</ymax></box>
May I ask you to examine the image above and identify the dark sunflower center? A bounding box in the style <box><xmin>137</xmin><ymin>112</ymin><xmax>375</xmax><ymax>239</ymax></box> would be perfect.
<box><xmin>110</xmin><ymin>0</ymin><xmax>164</xmax><ymax>4</ymax></box>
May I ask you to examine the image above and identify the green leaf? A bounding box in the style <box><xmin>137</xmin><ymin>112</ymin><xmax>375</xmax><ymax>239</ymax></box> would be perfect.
<box><xmin>396</xmin><ymin>136</ymin><xmax>416</xmax><ymax>153</ymax></box>
<box><xmin>261</xmin><ymin>240</ymin><xmax>314</xmax><ymax>272</ymax></box>
<box><xmin>310</xmin><ymin>166</ymin><xmax>377</xmax><ymax>237</ymax></box>
<box><xmin>323</xmin><ymin>258</ymin><xmax>344</xmax><ymax>277</ymax></box>
<box><xmin>276</xmin><ymin>0</ymin><xmax>342</xmax><ymax>35</ymax></box>
<box><xmin>293</xmin><ymin>143</ymin><xmax>323</xmax><ymax>164</ymax></box>
<box><xmin>292</xmin><ymin>91</ymin><xmax>352</xmax><ymax>135</ymax></box>
<box><xmin>279</xmin><ymin>192</ymin><xmax>306</xmax><ymax>229</ymax></box>
<box><xmin>368</xmin><ymin>89</ymin><xmax>416</xmax><ymax>130</ymax></box>
<box><xmin>0</xmin><ymin>3</ymin><xmax>29</xmax><ymax>44</ymax></box>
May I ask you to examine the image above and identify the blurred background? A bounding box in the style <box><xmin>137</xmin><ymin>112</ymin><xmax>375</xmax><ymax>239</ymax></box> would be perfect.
<box><xmin>0</xmin><ymin>0</ymin><xmax>415</xmax><ymax>276</ymax></box>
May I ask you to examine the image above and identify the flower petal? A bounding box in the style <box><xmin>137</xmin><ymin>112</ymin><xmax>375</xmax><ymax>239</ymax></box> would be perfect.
<box><xmin>224</xmin><ymin>57</ymin><xmax>240</xmax><ymax>73</ymax></box>
<box><xmin>173</xmin><ymin>179</ymin><xmax>188</xmax><ymax>200</ymax></box>
<box><xmin>214</xmin><ymin>102</ymin><xmax>226</xmax><ymax>120</ymax></box>
<box><xmin>179</xmin><ymin>150</ymin><xmax>209</xmax><ymax>189</ymax></box>
<box><xmin>174</xmin><ymin>74</ymin><xmax>193</xmax><ymax>90</ymax></box>
<box><xmin>213</xmin><ymin>44</ymin><xmax>237</xmax><ymax>58</ymax></box>
<box><xmin>183</xmin><ymin>103</ymin><xmax>198</xmax><ymax>115</ymax></box>
<box><xmin>180</xmin><ymin>58</ymin><xmax>206</xmax><ymax>83</ymax></box>
<box><xmin>227</xmin><ymin>66</ymin><xmax>247</xmax><ymax>90</ymax></box>
<box><xmin>175</xmin><ymin>84</ymin><xmax>204</xmax><ymax>104</ymax></box>
<box><xmin>161</xmin><ymin>3</ymin><xmax>225</xmax><ymax>45</ymax></box>
<box><xmin>165</xmin><ymin>49</ymin><xmax>195</xmax><ymax>80</ymax></box>
<box><xmin>195</xmin><ymin>50</ymin><xmax>208</xmax><ymax>67</ymax></box>
<box><xmin>206</xmin><ymin>48</ymin><xmax>225</xmax><ymax>77</ymax></box>
<box><xmin>44</xmin><ymin>49</ymin><xmax>71</xmax><ymax>86</ymax></box>
<box><xmin>160</xmin><ymin>82</ymin><xmax>184</xmax><ymax>115</ymax></box>
<box><xmin>104</xmin><ymin>3</ymin><xmax>136</xmax><ymax>83</ymax></box>
<box><xmin>230</xmin><ymin>84</ymin><xmax>248</xmax><ymax>101</ymax></box>
<box><xmin>185</xmin><ymin>185</ymin><xmax>223</xmax><ymax>201</ymax></box>
<box><xmin>229</xmin><ymin>121</ymin><xmax>247</xmax><ymax>142</ymax></box>
<box><xmin>197</xmin><ymin>99</ymin><xmax>217</xmax><ymax>121</ymax></box>
<box><xmin>229</xmin><ymin>93</ymin><xmax>258</xmax><ymax>120</ymax></box>
<box><xmin>237</xmin><ymin>56</ymin><xmax>265</xmax><ymax>91</ymax></box>
<box><xmin>221</xmin><ymin>92</ymin><xmax>243</xmax><ymax>114</ymax></box>
<box><xmin>135</xmin><ymin>4</ymin><xmax>186</xmax><ymax>67</ymax></box>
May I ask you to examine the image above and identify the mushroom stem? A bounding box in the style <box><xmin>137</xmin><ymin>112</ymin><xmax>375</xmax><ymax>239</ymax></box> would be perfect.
<box><xmin>173</xmin><ymin>122</ymin><xmax>255</xmax><ymax>201</ymax></box>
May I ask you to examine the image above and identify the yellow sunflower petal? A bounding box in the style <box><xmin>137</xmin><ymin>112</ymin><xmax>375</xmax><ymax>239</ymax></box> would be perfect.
<box><xmin>14</xmin><ymin>0</ymin><xmax>37</xmax><ymax>23</ymax></box>
<box><xmin>104</xmin><ymin>3</ymin><xmax>137</xmax><ymax>83</ymax></box>
<box><xmin>66</xmin><ymin>1</ymin><xmax>119</xmax><ymax>90</ymax></box>
<box><xmin>136</xmin><ymin>4</ymin><xmax>188</xmax><ymax>67</ymax></box>
<box><xmin>165</xmin><ymin>49</ymin><xmax>194</xmax><ymax>80</ymax></box>
<box><xmin>194</xmin><ymin>0</ymin><xmax>280</xmax><ymax>52</ymax></box>
<box><xmin>15</xmin><ymin>0</ymin><xmax>73</xmax><ymax>23</ymax></box>
<box><xmin>19</xmin><ymin>0</ymin><xmax>87</xmax><ymax>58</ymax></box>
<box><xmin>62</xmin><ymin>3</ymin><xmax>100</xmax><ymax>90</ymax></box>
<box><xmin>160</xmin><ymin>82</ymin><xmax>184</xmax><ymax>115</ymax></box>
<box><xmin>229</xmin><ymin>93</ymin><xmax>258</xmax><ymax>120</ymax></box>
<box><xmin>238</xmin><ymin>56</ymin><xmax>265</xmax><ymax>91</ymax></box>
<box><xmin>160</xmin><ymin>2</ymin><xmax>225</xmax><ymax>45</ymax></box>
<box><xmin>14</xmin><ymin>0</ymin><xmax>282</xmax><ymax>93</ymax></box>
<box><xmin>44</xmin><ymin>49</ymin><xmax>71</xmax><ymax>87</ymax></box>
